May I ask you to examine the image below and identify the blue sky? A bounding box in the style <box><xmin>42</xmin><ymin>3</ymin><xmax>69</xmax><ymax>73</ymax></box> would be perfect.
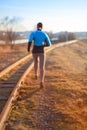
<box><xmin>0</xmin><ymin>0</ymin><xmax>87</xmax><ymax>32</ymax></box>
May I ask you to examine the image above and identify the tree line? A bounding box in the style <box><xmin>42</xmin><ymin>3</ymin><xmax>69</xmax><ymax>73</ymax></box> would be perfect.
<box><xmin>0</xmin><ymin>16</ymin><xmax>76</xmax><ymax>47</ymax></box>
<box><xmin>47</xmin><ymin>31</ymin><xmax>76</xmax><ymax>43</ymax></box>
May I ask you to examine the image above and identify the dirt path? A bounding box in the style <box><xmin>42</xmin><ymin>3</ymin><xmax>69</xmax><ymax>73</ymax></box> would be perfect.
<box><xmin>6</xmin><ymin>41</ymin><xmax>87</xmax><ymax>130</ymax></box>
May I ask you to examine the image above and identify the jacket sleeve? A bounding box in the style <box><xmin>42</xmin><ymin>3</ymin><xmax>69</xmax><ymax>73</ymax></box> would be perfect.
<box><xmin>44</xmin><ymin>34</ymin><xmax>51</xmax><ymax>47</ymax></box>
<box><xmin>28</xmin><ymin>32</ymin><xmax>34</xmax><ymax>52</ymax></box>
<box><xmin>28</xmin><ymin>32</ymin><xmax>34</xmax><ymax>42</ymax></box>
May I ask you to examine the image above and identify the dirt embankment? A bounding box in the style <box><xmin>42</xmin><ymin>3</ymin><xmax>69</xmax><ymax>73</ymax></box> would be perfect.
<box><xmin>0</xmin><ymin>43</ymin><xmax>27</xmax><ymax>53</ymax></box>
<box><xmin>6</xmin><ymin>40</ymin><xmax>87</xmax><ymax>130</ymax></box>
<box><xmin>0</xmin><ymin>43</ymin><xmax>28</xmax><ymax>71</ymax></box>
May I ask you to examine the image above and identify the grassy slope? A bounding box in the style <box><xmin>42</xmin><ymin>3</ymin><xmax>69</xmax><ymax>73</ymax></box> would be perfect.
<box><xmin>0</xmin><ymin>44</ymin><xmax>27</xmax><ymax>71</ymax></box>
<box><xmin>6</xmin><ymin>41</ymin><xmax>87</xmax><ymax>130</ymax></box>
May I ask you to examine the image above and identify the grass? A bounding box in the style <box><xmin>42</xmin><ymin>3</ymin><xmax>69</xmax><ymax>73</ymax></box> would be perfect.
<box><xmin>5</xmin><ymin>41</ymin><xmax>87</xmax><ymax>130</ymax></box>
<box><xmin>0</xmin><ymin>43</ymin><xmax>27</xmax><ymax>72</ymax></box>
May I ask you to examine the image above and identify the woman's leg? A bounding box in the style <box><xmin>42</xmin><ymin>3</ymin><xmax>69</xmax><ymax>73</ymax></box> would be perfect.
<box><xmin>32</xmin><ymin>53</ymin><xmax>38</xmax><ymax>78</ymax></box>
<box><xmin>39</xmin><ymin>53</ymin><xmax>45</xmax><ymax>84</ymax></box>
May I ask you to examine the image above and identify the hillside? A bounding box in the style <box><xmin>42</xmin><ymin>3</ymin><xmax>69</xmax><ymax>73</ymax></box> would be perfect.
<box><xmin>6</xmin><ymin>40</ymin><xmax>87</xmax><ymax>130</ymax></box>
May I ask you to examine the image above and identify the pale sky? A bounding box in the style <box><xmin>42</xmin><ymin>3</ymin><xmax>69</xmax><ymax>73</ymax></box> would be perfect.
<box><xmin>0</xmin><ymin>0</ymin><xmax>87</xmax><ymax>32</ymax></box>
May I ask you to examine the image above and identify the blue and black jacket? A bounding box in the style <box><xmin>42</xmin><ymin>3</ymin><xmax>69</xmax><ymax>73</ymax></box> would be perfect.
<box><xmin>28</xmin><ymin>29</ymin><xmax>51</xmax><ymax>53</ymax></box>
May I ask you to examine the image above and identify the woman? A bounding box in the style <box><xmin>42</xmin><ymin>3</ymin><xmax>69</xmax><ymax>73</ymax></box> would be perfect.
<box><xmin>28</xmin><ymin>22</ymin><xmax>51</xmax><ymax>88</ymax></box>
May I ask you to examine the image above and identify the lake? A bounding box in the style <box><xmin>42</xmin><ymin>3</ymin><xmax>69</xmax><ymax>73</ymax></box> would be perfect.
<box><xmin>0</xmin><ymin>39</ymin><xmax>28</xmax><ymax>44</ymax></box>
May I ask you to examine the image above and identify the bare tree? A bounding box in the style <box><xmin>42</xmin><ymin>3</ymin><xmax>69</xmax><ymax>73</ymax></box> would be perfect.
<box><xmin>59</xmin><ymin>33</ymin><xmax>66</xmax><ymax>42</ymax></box>
<box><xmin>68</xmin><ymin>32</ymin><xmax>76</xmax><ymax>40</ymax></box>
<box><xmin>58</xmin><ymin>32</ymin><xmax>76</xmax><ymax>42</ymax></box>
<box><xmin>0</xmin><ymin>16</ymin><xmax>21</xmax><ymax>45</ymax></box>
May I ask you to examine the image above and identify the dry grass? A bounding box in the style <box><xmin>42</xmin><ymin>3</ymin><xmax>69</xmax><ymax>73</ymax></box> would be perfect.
<box><xmin>5</xmin><ymin>41</ymin><xmax>87</xmax><ymax>130</ymax></box>
<box><xmin>0</xmin><ymin>43</ymin><xmax>27</xmax><ymax>71</ymax></box>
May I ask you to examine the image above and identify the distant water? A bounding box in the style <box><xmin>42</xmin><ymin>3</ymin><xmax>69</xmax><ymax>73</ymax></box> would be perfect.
<box><xmin>0</xmin><ymin>40</ymin><xmax>5</xmax><ymax>44</ymax></box>
<box><xmin>0</xmin><ymin>39</ymin><xmax>28</xmax><ymax>44</ymax></box>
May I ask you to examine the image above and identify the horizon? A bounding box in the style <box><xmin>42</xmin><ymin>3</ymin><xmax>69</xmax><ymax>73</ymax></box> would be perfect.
<box><xmin>0</xmin><ymin>0</ymin><xmax>87</xmax><ymax>33</ymax></box>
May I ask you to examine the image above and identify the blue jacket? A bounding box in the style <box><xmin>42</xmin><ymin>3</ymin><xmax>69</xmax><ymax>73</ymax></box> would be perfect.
<box><xmin>28</xmin><ymin>30</ymin><xmax>51</xmax><ymax>46</ymax></box>
<box><xmin>28</xmin><ymin>30</ymin><xmax>51</xmax><ymax>53</ymax></box>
